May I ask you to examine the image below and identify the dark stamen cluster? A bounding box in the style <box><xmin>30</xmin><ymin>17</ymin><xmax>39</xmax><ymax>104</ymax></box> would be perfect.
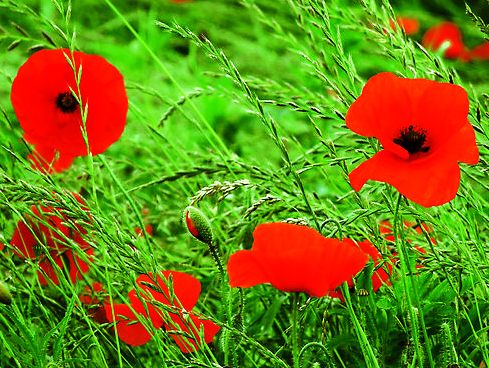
<box><xmin>56</xmin><ymin>92</ymin><xmax>78</xmax><ymax>113</ymax></box>
<box><xmin>393</xmin><ymin>125</ymin><xmax>430</xmax><ymax>154</ymax></box>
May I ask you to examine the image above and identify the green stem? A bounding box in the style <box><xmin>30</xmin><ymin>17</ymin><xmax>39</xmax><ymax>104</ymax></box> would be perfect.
<box><xmin>342</xmin><ymin>283</ymin><xmax>380</xmax><ymax>368</ymax></box>
<box><xmin>208</xmin><ymin>240</ymin><xmax>225</xmax><ymax>278</ymax></box>
<box><xmin>292</xmin><ymin>293</ymin><xmax>300</xmax><ymax>368</ymax></box>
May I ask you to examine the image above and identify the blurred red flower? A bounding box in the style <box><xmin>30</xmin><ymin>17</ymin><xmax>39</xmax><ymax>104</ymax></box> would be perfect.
<box><xmin>470</xmin><ymin>42</ymin><xmax>489</xmax><ymax>61</ymax></box>
<box><xmin>347</xmin><ymin>72</ymin><xmax>478</xmax><ymax>207</ymax></box>
<box><xmin>380</xmin><ymin>220</ymin><xmax>435</xmax><ymax>247</ymax></box>
<box><xmin>11</xmin><ymin>49</ymin><xmax>128</xmax><ymax>172</ymax></box>
<box><xmin>422</xmin><ymin>22</ymin><xmax>470</xmax><ymax>61</ymax></box>
<box><xmin>379</xmin><ymin>220</ymin><xmax>433</xmax><ymax>270</ymax></box>
<box><xmin>135</xmin><ymin>224</ymin><xmax>154</xmax><ymax>237</ymax></box>
<box><xmin>389</xmin><ymin>16</ymin><xmax>419</xmax><ymax>35</ymax></box>
<box><xmin>105</xmin><ymin>271</ymin><xmax>220</xmax><ymax>352</ymax></box>
<box><xmin>80</xmin><ymin>282</ymin><xmax>108</xmax><ymax>323</ymax></box>
<box><xmin>80</xmin><ymin>281</ymin><xmax>105</xmax><ymax>304</ymax></box>
<box><xmin>9</xmin><ymin>194</ymin><xmax>93</xmax><ymax>285</ymax></box>
<box><xmin>227</xmin><ymin>222</ymin><xmax>369</xmax><ymax>297</ymax></box>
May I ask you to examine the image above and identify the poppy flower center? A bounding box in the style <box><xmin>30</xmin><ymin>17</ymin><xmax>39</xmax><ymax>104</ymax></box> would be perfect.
<box><xmin>393</xmin><ymin>125</ymin><xmax>430</xmax><ymax>154</ymax></box>
<box><xmin>56</xmin><ymin>92</ymin><xmax>78</xmax><ymax>113</ymax></box>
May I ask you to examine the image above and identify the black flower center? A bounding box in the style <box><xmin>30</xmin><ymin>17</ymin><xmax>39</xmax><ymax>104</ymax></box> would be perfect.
<box><xmin>56</xmin><ymin>92</ymin><xmax>78</xmax><ymax>113</ymax></box>
<box><xmin>393</xmin><ymin>125</ymin><xmax>430</xmax><ymax>154</ymax></box>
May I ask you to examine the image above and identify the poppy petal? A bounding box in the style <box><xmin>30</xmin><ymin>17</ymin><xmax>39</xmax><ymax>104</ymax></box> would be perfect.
<box><xmin>236</xmin><ymin>223</ymin><xmax>330</xmax><ymax>295</ymax></box>
<box><xmin>440</xmin><ymin>123</ymin><xmax>479</xmax><ymax>165</ymax></box>
<box><xmin>315</xmin><ymin>238</ymin><xmax>370</xmax><ymax>294</ymax></box>
<box><xmin>470</xmin><ymin>42</ymin><xmax>489</xmax><ymax>60</ymax></box>
<box><xmin>228</xmin><ymin>223</ymin><xmax>369</xmax><ymax>297</ymax></box>
<box><xmin>227</xmin><ymin>250</ymin><xmax>269</xmax><ymax>288</ymax></box>
<box><xmin>164</xmin><ymin>312</ymin><xmax>220</xmax><ymax>353</ymax></box>
<box><xmin>79</xmin><ymin>281</ymin><xmax>105</xmax><ymax>305</ymax></box>
<box><xmin>104</xmin><ymin>303</ymin><xmax>154</xmax><ymax>346</ymax></box>
<box><xmin>67</xmin><ymin>248</ymin><xmax>93</xmax><ymax>284</ymax></box>
<box><xmin>422</xmin><ymin>22</ymin><xmax>468</xmax><ymax>60</ymax></box>
<box><xmin>37</xmin><ymin>256</ymin><xmax>63</xmax><ymax>285</ymax></box>
<box><xmin>415</xmin><ymin>82</ymin><xmax>469</xmax><ymax>149</ymax></box>
<box><xmin>390</xmin><ymin>17</ymin><xmax>419</xmax><ymax>35</ymax></box>
<box><xmin>28</xmin><ymin>145</ymin><xmax>75</xmax><ymax>173</ymax></box>
<box><xmin>136</xmin><ymin>271</ymin><xmax>201</xmax><ymax>311</ymax></box>
<box><xmin>346</xmin><ymin>72</ymin><xmax>413</xmax><ymax>142</ymax></box>
<box><xmin>128</xmin><ymin>290</ymin><xmax>164</xmax><ymax>329</ymax></box>
<box><xmin>349</xmin><ymin>150</ymin><xmax>461</xmax><ymax>207</ymax></box>
<box><xmin>10</xmin><ymin>219</ymin><xmax>37</xmax><ymax>259</ymax></box>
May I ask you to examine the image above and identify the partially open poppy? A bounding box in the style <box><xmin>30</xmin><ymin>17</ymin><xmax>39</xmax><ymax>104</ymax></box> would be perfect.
<box><xmin>389</xmin><ymin>17</ymin><xmax>419</xmax><ymax>35</ymax></box>
<box><xmin>11</xmin><ymin>48</ymin><xmax>128</xmax><ymax>172</ymax></box>
<box><xmin>347</xmin><ymin>72</ymin><xmax>478</xmax><ymax>207</ymax></box>
<box><xmin>105</xmin><ymin>271</ymin><xmax>220</xmax><ymax>351</ymax></box>
<box><xmin>422</xmin><ymin>22</ymin><xmax>470</xmax><ymax>61</ymax></box>
<box><xmin>227</xmin><ymin>222</ymin><xmax>369</xmax><ymax>298</ymax></box>
<box><xmin>9</xmin><ymin>194</ymin><xmax>93</xmax><ymax>285</ymax></box>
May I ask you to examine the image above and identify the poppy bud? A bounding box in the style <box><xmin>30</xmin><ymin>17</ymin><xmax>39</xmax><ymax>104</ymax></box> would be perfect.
<box><xmin>0</xmin><ymin>281</ymin><xmax>12</xmax><ymax>305</ymax></box>
<box><xmin>184</xmin><ymin>206</ymin><xmax>213</xmax><ymax>245</ymax></box>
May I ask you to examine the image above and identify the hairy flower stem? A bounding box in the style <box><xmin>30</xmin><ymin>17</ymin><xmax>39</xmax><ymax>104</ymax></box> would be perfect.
<box><xmin>292</xmin><ymin>293</ymin><xmax>300</xmax><ymax>368</ymax></box>
<box><xmin>343</xmin><ymin>282</ymin><xmax>380</xmax><ymax>368</ymax></box>
<box><xmin>393</xmin><ymin>194</ymin><xmax>435</xmax><ymax>368</ymax></box>
<box><xmin>209</xmin><ymin>240</ymin><xmax>225</xmax><ymax>278</ymax></box>
<box><xmin>232</xmin><ymin>288</ymin><xmax>245</xmax><ymax>367</ymax></box>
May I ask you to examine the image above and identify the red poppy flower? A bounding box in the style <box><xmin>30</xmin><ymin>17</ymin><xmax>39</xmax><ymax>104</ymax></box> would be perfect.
<box><xmin>422</xmin><ymin>22</ymin><xmax>470</xmax><ymax>61</ymax></box>
<box><xmin>227</xmin><ymin>223</ymin><xmax>369</xmax><ymax>297</ymax></box>
<box><xmin>11</xmin><ymin>48</ymin><xmax>128</xmax><ymax>172</ymax></box>
<box><xmin>470</xmin><ymin>42</ymin><xmax>489</xmax><ymax>61</ymax></box>
<box><xmin>347</xmin><ymin>72</ymin><xmax>478</xmax><ymax>207</ymax></box>
<box><xmin>9</xmin><ymin>195</ymin><xmax>93</xmax><ymax>285</ymax></box>
<box><xmin>389</xmin><ymin>17</ymin><xmax>419</xmax><ymax>35</ymax></box>
<box><xmin>105</xmin><ymin>271</ymin><xmax>220</xmax><ymax>351</ymax></box>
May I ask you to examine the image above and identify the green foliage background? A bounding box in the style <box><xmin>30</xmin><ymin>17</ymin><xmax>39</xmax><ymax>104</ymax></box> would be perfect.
<box><xmin>0</xmin><ymin>0</ymin><xmax>488</xmax><ymax>367</ymax></box>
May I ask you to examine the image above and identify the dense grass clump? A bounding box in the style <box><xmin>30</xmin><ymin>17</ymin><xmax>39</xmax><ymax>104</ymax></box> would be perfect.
<box><xmin>0</xmin><ymin>0</ymin><xmax>488</xmax><ymax>367</ymax></box>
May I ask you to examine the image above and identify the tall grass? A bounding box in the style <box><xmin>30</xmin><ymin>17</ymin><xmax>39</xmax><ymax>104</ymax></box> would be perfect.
<box><xmin>0</xmin><ymin>0</ymin><xmax>488</xmax><ymax>367</ymax></box>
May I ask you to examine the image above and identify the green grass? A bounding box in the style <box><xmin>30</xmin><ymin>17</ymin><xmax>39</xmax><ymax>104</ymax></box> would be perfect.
<box><xmin>0</xmin><ymin>0</ymin><xmax>488</xmax><ymax>367</ymax></box>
